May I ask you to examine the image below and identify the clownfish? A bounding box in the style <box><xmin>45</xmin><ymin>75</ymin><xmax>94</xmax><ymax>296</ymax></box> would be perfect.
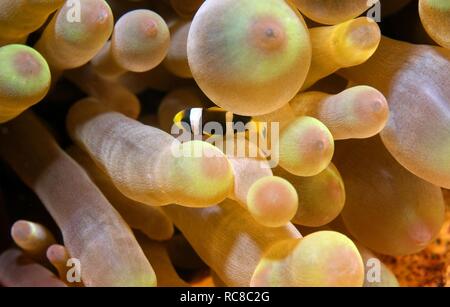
<box><xmin>173</xmin><ymin>107</ymin><xmax>266</xmax><ymax>137</ymax></box>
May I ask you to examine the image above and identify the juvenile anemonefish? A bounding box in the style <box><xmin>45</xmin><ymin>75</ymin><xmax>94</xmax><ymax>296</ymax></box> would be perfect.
<box><xmin>173</xmin><ymin>107</ymin><xmax>266</xmax><ymax>137</ymax></box>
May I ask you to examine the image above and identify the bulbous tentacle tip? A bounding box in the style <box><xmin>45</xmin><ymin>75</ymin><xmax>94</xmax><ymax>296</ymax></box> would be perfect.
<box><xmin>166</xmin><ymin>140</ymin><xmax>234</xmax><ymax>207</ymax></box>
<box><xmin>187</xmin><ymin>0</ymin><xmax>311</xmax><ymax>116</ymax></box>
<box><xmin>60</xmin><ymin>0</ymin><xmax>113</xmax><ymax>33</ymax></box>
<box><xmin>355</xmin><ymin>94</ymin><xmax>389</xmax><ymax>122</ymax></box>
<box><xmin>46</xmin><ymin>244</ymin><xmax>68</xmax><ymax>262</ymax></box>
<box><xmin>111</xmin><ymin>10</ymin><xmax>170</xmax><ymax>72</ymax></box>
<box><xmin>1</xmin><ymin>44</ymin><xmax>49</xmax><ymax>79</ymax></box>
<box><xmin>251</xmin><ymin>231</ymin><xmax>365</xmax><ymax>286</ymax></box>
<box><xmin>324</xmin><ymin>17</ymin><xmax>381</xmax><ymax>68</ymax></box>
<box><xmin>11</xmin><ymin>220</ymin><xmax>32</xmax><ymax>242</ymax></box>
<box><xmin>247</xmin><ymin>176</ymin><xmax>298</xmax><ymax>228</ymax></box>
<box><xmin>279</xmin><ymin>117</ymin><xmax>335</xmax><ymax>177</ymax></box>
<box><xmin>346</xmin><ymin>18</ymin><xmax>381</xmax><ymax>50</ymax></box>
<box><xmin>0</xmin><ymin>44</ymin><xmax>50</xmax><ymax>112</ymax></box>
